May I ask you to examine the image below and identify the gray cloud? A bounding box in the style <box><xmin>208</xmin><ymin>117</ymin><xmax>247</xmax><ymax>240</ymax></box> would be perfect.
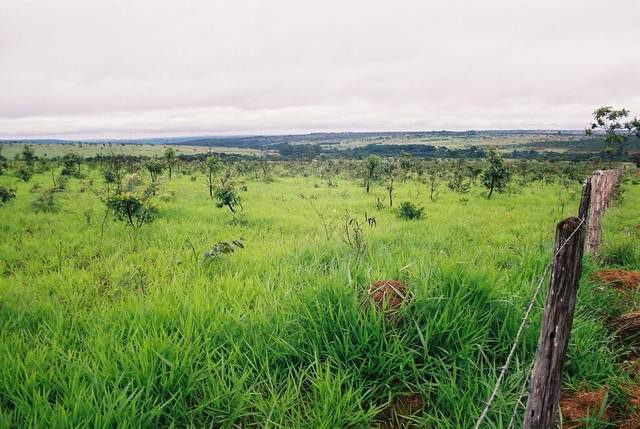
<box><xmin>1</xmin><ymin>0</ymin><xmax>639</xmax><ymax>138</ymax></box>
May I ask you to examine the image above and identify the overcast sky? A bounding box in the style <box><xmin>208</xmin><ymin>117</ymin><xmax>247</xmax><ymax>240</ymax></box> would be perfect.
<box><xmin>1</xmin><ymin>0</ymin><xmax>639</xmax><ymax>139</ymax></box>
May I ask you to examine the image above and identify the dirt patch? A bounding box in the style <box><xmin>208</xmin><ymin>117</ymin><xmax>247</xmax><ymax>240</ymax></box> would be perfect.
<box><xmin>377</xmin><ymin>393</ymin><xmax>423</xmax><ymax>429</ymax></box>
<box><xmin>611</xmin><ymin>311</ymin><xmax>640</xmax><ymax>341</ymax></box>
<box><xmin>368</xmin><ymin>280</ymin><xmax>407</xmax><ymax>312</ymax></box>
<box><xmin>559</xmin><ymin>388</ymin><xmax>613</xmax><ymax>428</ymax></box>
<box><xmin>619</xmin><ymin>385</ymin><xmax>640</xmax><ymax>429</ymax></box>
<box><xmin>593</xmin><ymin>269</ymin><xmax>640</xmax><ymax>291</ymax></box>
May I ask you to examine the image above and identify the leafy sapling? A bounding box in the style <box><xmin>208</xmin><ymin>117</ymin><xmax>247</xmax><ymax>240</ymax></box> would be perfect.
<box><xmin>481</xmin><ymin>149</ymin><xmax>511</xmax><ymax>199</ymax></box>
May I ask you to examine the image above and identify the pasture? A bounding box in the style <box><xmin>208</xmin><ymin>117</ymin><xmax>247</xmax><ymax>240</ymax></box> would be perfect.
<box><xmin>0</xmin><ymin>157</ymin><xmax>639</xmax><ymax>428</ymax></box>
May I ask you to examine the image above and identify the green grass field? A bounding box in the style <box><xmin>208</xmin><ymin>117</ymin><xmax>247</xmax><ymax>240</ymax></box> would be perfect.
<box><xmin>1</xmin><ymin>166</ymin><xmax>638</xmax><ymax>428</ymax></box>
<box><xmin>0</xmin><ymin>143</ymin><xmax>268</xmax><ymax>159</ymax></box>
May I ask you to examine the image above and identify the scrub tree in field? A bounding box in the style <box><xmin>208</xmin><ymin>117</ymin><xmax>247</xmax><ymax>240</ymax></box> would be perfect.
<box><xmin>362</xmin><ymin>155</ymin><xmax>381</xmax><ymax>193</ymax></box>
<box><xmin>146</xmin><ymin>159</ymin><xmax>164</xmax><ymax>184</ymax></box>
<box><xmin>164</xmin><ymin>147</ymin><xmax>177</xmax><ymax>178</ymax></box>
<box><xmin>206</xmin><ymin>155</ymin><xmax>222</xmax><ymax>198</ymax></box>
<box><xmin>0</xmin><ymin>145</ymin><xmax>7</xmax><ymax>175</ymax></box>
<box><xmin>21</xmin><ymin>145</ymin><xmax>37</xmax><ymax>167</ymax></box>
<box><xmin>481</xmin><ymin>149</ymin><xmax>511</xmax><ymax>199</ymax></box>
<box><xmin>61</xmin><ymin>153</ymin><xmax>82</xmax><ymax>177</ymax></box>
<box><xmin>214</xmin><ymin>167</ymin><xmax>242</xmax><ymax>214</ymax></box>
<box><xmin>382</xmin><ymin>159</ymin><xmax>397</xmax><ymax>207</ymax></box>
<box><xmin>586</xmin><ymin>106</ymin><xmax>640</xmax><ymax>163</ymax></box>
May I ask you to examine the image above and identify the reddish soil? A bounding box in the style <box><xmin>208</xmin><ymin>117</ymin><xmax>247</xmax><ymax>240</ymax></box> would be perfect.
<box><xmin>593</xmin><ymin>269</ymin><xmax>640</xmax><ymax>291</ymax></box>
<box><xmin>368</xmin><ymin>280</ymin><xmax>407</xmax><ymax>312</ymax></box>
<box><xmin>619</xmin><ymin>385</ymin><xmax>640</xmax><ymax>429</ymax></box>
<box><xmin>611</xmin><ymin>311</ymin><xmax>640</xmax><ymax>340</ymax></box>
<box><xmin>377</xmin><ymin>393</ymin><xmax>423</xmax><ymax>429</ymax></box>
<box><xmin>559</xmin><ymin>386</ymin><xmax>640</xmax><ymax>429</ymax></box>
<box><xmin>559</xmin><ymin>389</ymin><xmax>613</xmax><ymax>428</ymax></box>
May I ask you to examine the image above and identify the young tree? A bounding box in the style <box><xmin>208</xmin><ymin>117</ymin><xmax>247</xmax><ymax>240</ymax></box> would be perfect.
<box><xmin>163</xmin><ymin>147</ymin><xmax>177</xmax><ymax>179</ymax></box>
<box><xmin>382</xmin><ymin>159</ymin><xmax>396</xmax><ymax>207</ymax></box>
<box><xmin>21</xmin><ymin>145</ymin><xmax>37</xmax><ymax>167</ymax></box>
<box><xmin>214</xmin><ymin>168</ymin><xmax>242</xmax><ymax>214</ymax></box>
<box><xmin>0</xmin><ymin>145</ymin><xmax>7</xmax><ymax>175</ymax></box>
<box><xmin>102</xmin><ymin>154</ymin><xmax>126</xmax><ymax>194</ymax></box>
<box><xmin>586</xmin><ymin>106</ymin><xmax>640</xmax><ymax>162</ymax></box>
<box><xmin>106</xmin><ymin>191</ymin><xmax>157</xmax><ymax>229</ymax></box>
<box><xmin>206</xmin><ymin>155</ymin><xmax>222</xmax><ymax>198</ymax></box>
<box><xmin>145</xmin><ymin>159</ymin><xmax>164</xmax><ymax>183</ymax></box>
<box><xmin>362</xmin><ymin>155</ymin><xmax>381</xmax><ymax>193</ymax></box>
<box><xmin>61</xmin><ymin>153</ymin><xmax>82</xmax><ymax>177</ymax></box>
<box><xmin>481</xmin><ymin>149</ymin><xmax>511</xmax><ymax>199</ymax></box>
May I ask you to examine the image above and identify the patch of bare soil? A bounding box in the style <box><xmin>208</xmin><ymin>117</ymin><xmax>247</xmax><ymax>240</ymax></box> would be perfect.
<box><xmin>619</xmin><ymin>385</ymin><xmax>640</xmax><ymax>429</ymax></box>
<box><xmin>377</xmin><ymin>393</ymin><xmax>423</xmax><ymax>429</ymax></box>
<box><xmin>594</xmin><ymin>269</ymin><xmax>640</xmax><ymax>291</ymax></box>
<box><xmin>368</xmin><ymin>280</ymin><xmax>407</xmax><ymax>312</ymax></box>
<box><xmin>559</xmin><ymin>389</ymin><xmax>613</xmax><ymax>428</ymax></box>
<box><xmin>559</xmin><ymin>386</ymin><xmax>640</xmax><ymax>429</ymax></box>
<box><xmin>611</xmin><ymin>311</ymin><xmax>640</xmax><ymax>341</ymax></box>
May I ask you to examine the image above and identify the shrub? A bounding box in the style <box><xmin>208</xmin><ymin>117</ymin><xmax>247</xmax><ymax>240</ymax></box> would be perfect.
<box><xmin>16</xmin><ymin>166</ymin><xmax>33</xmax><ymax>182</ymax></box>
<box><xmin>32</xmin><ymin>188</ymin><xmax>61</xmax><ymax>213</ymax></box>
<box><xmin>203</xmin><ymin>239</ymin><xmax>245</xmax><ymax>262</ymax></box>
<box><xmin>106</xmin><ymin>192</ymin><xmax>157</xmax><ymax>229</ymax></box>
<box><xmin>0</xmin><ymin>186</ymin><xmax>16</xmax><ymax>205</ymax></box>
<box><xmin>398</xmin><ymin>201</ymin><xmax>424</xmax><ymax>220</ymax></box>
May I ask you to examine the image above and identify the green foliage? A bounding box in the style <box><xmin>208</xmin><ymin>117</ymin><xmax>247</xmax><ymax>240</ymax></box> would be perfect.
<box><xmin>0</xmin><ymin>186</ymin><xmax>16</xmax><ymax>204</ymax></box>
<box><xmin>106</xmin><ymin>191</ymin><xmax>158</xmax><ymax>229</ymax></box>
<box><xmin>586</xmin><ymin>106</ymin><xmax>640</xmax><ymax>159</ymax></box>
<box><xmin>60</xmin><ymin>153</ymin><xmax>82</xmax><ymax>177</ymax></box>
<box><xmin>21</xmin><ymin>145</ymin><xmax>37</xmax><ymax>166</ymax></box>
<box><xmin>0</xmin><ymin>155</ymin><xmax>637</xmax><ymax>428</ymax></box>
<box><xmin>362</xmin><ymin>155</ymin><xmax>381</xmax><ymax>193</ymax></box>
<box><xmin>214</xmin><ymin>185</ymin><xmax>242</xmax><ymax>213</ymax></box>
<box><xmin>163</xmin><ymin>147</ymin><xmax>177</xmax><ymax>178</ymax></box>
<box><xmin>15</xmin><ymin>165</ymin><xmax>33</xmax><ymax>182</ymax></box>
<box><xmin>206</xmin><ymin>155</ymin><xmax>222</xmax><ymax>197</ymax></box>
<box><xmin>0</xmin><ymin>146</ymin><xmax>7</xmax><ymax>176</ymax></box>
<box><xmin>214</xmin><ymin>168</ymin><xmax>242</xmax><ymax>213</ymax></box>
<box><xmin>145</xmin><ymin>159</ymin><xmax>164</xmax><ymax>183</ymax></box>
<box><xmin>481</xmin><ymin>149</ymin><xmax>512</xmax><ymax>199</ymax></box>
<box><xmin>31</xmin><ymin>188</ymin><xmax>62</xmax><ymax>213</ymax></box>
<box><xmin>203</xmin><ymin>238</ymin><xmax>245</xmax><ymax>261</ymax></box>
<box><xmin>398</xmin><ymin>200</ymin><xmax>424</xmax><ymax>220</ymax></box>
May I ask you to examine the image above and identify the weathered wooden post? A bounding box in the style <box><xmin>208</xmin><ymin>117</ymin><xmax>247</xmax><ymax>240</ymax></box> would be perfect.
<box><xmin>586</xmin><ymin>170</ymin><xmax>619</xmax><ymax>254</ymax></box>
<box><xmin>578</xmin><ymin>178</ymin><xmax>591</xmax><ymax>222</ymax></box>
<box><xmin>522</xmin><ymin>215</ymin><xmax>587</xmax><ymax>429</ymax></box>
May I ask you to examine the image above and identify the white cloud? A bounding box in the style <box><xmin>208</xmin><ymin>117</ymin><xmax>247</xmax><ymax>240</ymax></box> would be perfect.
<box><xmin>1</xmin><ymin>0</ymin><xmax>639</xmax><ymax>138</ymax></box>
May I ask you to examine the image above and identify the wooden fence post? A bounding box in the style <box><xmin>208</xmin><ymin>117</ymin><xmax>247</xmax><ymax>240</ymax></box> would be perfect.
<box><xmin>586</xmin><ymin>170</ymin><xmax>619</xmax><ymax>254</ymax></box>
<box><xmin>578</xmin><ymin>178</ymin><xmax>591</xmax><ymax>222</ymax></box>
<box><xmin>522</xmin><ymin>215</ymin><xmax>587</xmax><ymax>429</ymax></box>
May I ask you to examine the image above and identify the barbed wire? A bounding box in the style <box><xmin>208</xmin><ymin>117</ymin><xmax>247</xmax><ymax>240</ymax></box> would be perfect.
<box><xmin>472</xmin><ymin>217</ymin><xmax>585</xmax><ymax>429</ymax></box>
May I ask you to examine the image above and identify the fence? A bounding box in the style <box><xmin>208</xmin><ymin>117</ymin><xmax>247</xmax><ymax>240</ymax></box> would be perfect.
<box><xmin>474</xmin><ymin>169</ymin><xmax>619</xmax><ymax>429</ymax></box>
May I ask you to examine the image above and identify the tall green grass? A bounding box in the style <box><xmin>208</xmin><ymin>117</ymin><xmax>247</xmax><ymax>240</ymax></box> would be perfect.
<box><xmin>0</xmin><ymin>169</ymin><xmax>637</xmax><ymax>428</ymax></box>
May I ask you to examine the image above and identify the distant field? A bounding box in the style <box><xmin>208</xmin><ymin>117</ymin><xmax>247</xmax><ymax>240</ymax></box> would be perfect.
<box><xmin>331</xmin><ymin>133</ymin><xmax>586</xmax><ymax>150</ymax></box>
<box><xmin>0</xmin><ymin>143</ymin><xmax>270</xmax><ymax>158</ymax></box>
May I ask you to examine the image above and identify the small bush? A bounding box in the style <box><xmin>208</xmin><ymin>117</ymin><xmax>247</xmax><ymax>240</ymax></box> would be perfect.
<box><xmin>106</xmin><ymin>193</ymin><xmax>157</xmax><ymax>229</ymax></box>
<box><xmin>398</xmin><ymin>201</ymin><xmax>424</xmax><ymax>220</ymax></box>
<box><xmin>16</xmin><ymin>166</ymin><xmax>33</xmax><ymax>182</ymax></box>
<box><xmin>0</xmin><ymin>186</ymin><xmax>16</xmax><ymax>205</ymax></box>
<box><xmin>32</xmin><ymin>188</ymin><xmax>61</xmax><ymax>213</ymax></box>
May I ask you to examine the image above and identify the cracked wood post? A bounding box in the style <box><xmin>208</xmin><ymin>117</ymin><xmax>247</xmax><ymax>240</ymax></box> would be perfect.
<box><xmin>586</xmin><ymin>170</ymin><xmax>619</xmax><ymax>254</ymax></box>
<box><xmin>523</xmin><ymin>215</ymin><xmax>587</xmax><ymax>429</ymax></box>
<box><xmin>578</xmin><ymin>178</ymin><xmax>591</xmax><ymax>223</ymax></box>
